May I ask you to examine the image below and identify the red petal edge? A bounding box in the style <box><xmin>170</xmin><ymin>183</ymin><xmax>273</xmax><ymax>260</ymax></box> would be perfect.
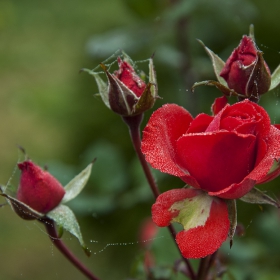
<box><xmin>176</xmin><ymin>198</ymin><xmax>229</xmax><ymax>259</ymax></box>
<box><xmin>211</xmin><ymin>96</ymin><xmax>228</xmax><ymax>115</ymax></box>
<box><xmin>141</xmin><ymin>104</ymin><xmax>193</xmax><ymax>178</ymax></box>
<box><xmin>152</xmin><ymin>188</ymin><xmax>199</xmax><ymax>227</ymax></box>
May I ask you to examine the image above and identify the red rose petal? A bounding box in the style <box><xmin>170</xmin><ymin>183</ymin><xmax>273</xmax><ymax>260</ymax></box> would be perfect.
<box><xmin>220</xmin><ymin>100</ymin><xmax>271</xmax><ymax>138</ymax></box>
<box><xmin>114</xmin><ymin>57</ymin><xmax>146</xmax><ymax>97</ymax></box>
<box><xmin>141</xmin><ymin>104</ymin><xmax>193</xmax><ymax>178</ymax></box>
<box><xmin>210</xmin><ymin>126</ymin><xmax>280</xmax><ymax>198</ymax></box>
<box><xmin>187</xmin><ymin>113</ymin><xmax>213</xmax><ymax>133</ymax></box>
<box><xmin>208</xmin><ymin>177</ymin><xmax>256</xmax><ymax>199</ymax></box>
<box><xmin>176</xmin><ymin>131</ymin><xmax>256</xmax><ymax>193</ymax></box>
<box><xmin>211</xmin><ymin>96</ymin><xmax>228</xmax><ymax>115</ymax></box>
<box><xmin>176</xmin><ymin>198</ymin><xmax>229</xmax><ymax>259</ymax></box>
<box><xmin>152</xmin><ymin>188</ymin><xmax>199</xmax><ymax>227</ymax></box>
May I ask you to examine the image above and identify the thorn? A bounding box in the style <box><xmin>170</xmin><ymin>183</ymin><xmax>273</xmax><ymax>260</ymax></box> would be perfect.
<box><xmin>230</xmin><ymin>239</ymin><xmax>233</xmax><ymax>249</ymax></box>
<box><xmin>151</xmin><ymin>52</ymin><xmax>156</xmax><ymax>59</ymax></box>
<box><xmin>44</xmin><ymin>164</ymin><xmax>48</xmax><ymax>171</ymax></box>
<box><xmin>91</xmin><ymin>158</ymin><xmax>97</xmax><ymax>164</ymax></box>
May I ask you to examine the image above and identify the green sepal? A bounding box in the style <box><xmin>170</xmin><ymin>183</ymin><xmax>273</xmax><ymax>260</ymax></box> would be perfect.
<box><xmin>240</xmin><ymin>187</ymin><xmax>280</xmax><ymax>208</ymax></box>
<box><xmin>0</xmin><ymin>192</ymin><xmax>44</xmax><ymax>220</ymax></box>
<box><xmin>246</xmin><ymin>51</ymin><xmax>271</xmax><ymax>100</ymax></box>
<box><xmin>270</xmin><ymin>64</ymin><xmax>280</xmax><ymax>91</ymax></box>
<box><xmin>62</xmin><ymin>162</ymin><xmax>93</xmax><ymax>204</ymax></box>
<box><xmin>197</xmin><ymin>39</ymin><xmax>227</xmax><ymax>86</ymax></box>
<box><xmin>47</xmin><ymin>204</ymin><xmax>90</xmax><ymax>256</ymax></box>
<box><xmin>249</xmin><ymin>24</ymin><xmax>255</xmax><ymax>40</ymax></box>
<box><xmin>226</xmin><ymin>199</ymin><xmax>237</xmax><ymax>248</ymax></box>
<box><xmin>121</xmin><ymin>51</ymin><xmax>135</xmax><ymax>67</ymax></box>
<box><xmin>80</xmin><ymin>68</ymin><xmax>110</xmax><ymax>108</ymax></box>
<box><xmin>103</xmin><ymin>64</ymin><xmax>138</xmax><ymax>115</ymax></box>
<box><xmin>192</xmin><ymin>80</ymin><xmax>240</xmax><ymax>97</ymax></box>
<box><xmin>58</xmin><ymin>225</ymin><xmax>64</xmax><ymax>238</ymax></box>
<box><xmin>133</xmin><ymin>55</ymin><xmax>158</xmax><ymax>114</ymax></box>
<box><xmin>133</xmin><ymin>82</ymin><xmax>157</xmax><ymax>114</ymax></box>
<box><xmin>148</xmin><ymin>55</ymin><xmax>157</xmax><ymax>98</ymax></box>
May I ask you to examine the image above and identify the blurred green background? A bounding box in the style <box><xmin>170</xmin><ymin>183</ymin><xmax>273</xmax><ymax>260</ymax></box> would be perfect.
<box><xmin>1</xmin><ymin>0</ymin><xmax>280</xmax><ymax>279</ymax></box>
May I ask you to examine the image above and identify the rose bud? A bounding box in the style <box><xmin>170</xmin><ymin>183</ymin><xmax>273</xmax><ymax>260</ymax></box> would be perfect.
<box><xmin>82</xmin><ymin>53</ymin><xmax>158</xmax><ymax>116</ymax></box>
<box><xmin>17</xmin><ymin>160</ymin><xmax>65</xmax><ymax>214</ymax></box>
<box><xmin>220</xmin><ymin>35</ymin><xmax>271</xmax><ymax>101</ymax></box>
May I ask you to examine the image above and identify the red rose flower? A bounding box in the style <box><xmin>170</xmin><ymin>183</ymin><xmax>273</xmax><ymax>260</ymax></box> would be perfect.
<box><xmin>141</xmin><ymin>99</ymin><xmax>280</xmax><ymax>199</ymax></box>
<box><xmin>220</xmin><ymin>35</ymin><xmax>271</xmax><ymax>100</ymax></box>
<box><xmin>17</xmin><ymin>160</ymin><xmax>65</xmax><ymax>214</ymax></box>
<box><xmin>142</xmin><ymin>98</ymin><xmax>280</xmax><ymax>258</ymax></box>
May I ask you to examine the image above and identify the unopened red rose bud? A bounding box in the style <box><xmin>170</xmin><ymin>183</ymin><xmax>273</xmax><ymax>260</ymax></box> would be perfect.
<box><xmin>114</xmin><ymin>57</ymin><xmax>146</xmax><ymax>97</ymax></box>
<box><xmin>17</xmin><ymin>161</ymin><xmax>65</xmax><ymax>214</ymax></box>
<box><xmin>220</xmin><ymin>35</ymin><xmax>271</xmax><ymax>100</ymax></box>
<box><xmin>84</xmin><ymin>52</ymin><xmax>158</xmax><ymax>116</ymax></box>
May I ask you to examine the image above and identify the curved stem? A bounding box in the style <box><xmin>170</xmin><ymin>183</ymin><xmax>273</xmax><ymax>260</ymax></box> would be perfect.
<box><xmin>40</xmin><ymin>217</ymin><xmax>99</xmax><ymax>280</ymax></box>
<box><xmin>122</xmin><ymin>115</ymin><xmax>196</xmax><ymax>280</ymax></box>
<box><xmin>123</xmin><ymin>114</ymin><xmax>160</xmax><ymax>198</ymax></box>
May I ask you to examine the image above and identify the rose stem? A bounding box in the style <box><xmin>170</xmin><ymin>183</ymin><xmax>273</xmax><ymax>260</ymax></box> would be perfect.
<box><xmin>196</xmin><ymin>255</ymin><xmax>211</xmax><ymax>280</ymax></box>
<box><xmin>122</xmin><ymin>114</ymin><xmax>196</xmax><ymax>280</ymax></box>
<box><xmin>40</xmin><ymin>217</ymin><xmax>99</xmax><ymax>280</ymax></box>
<box><xmin>197</xmin><ymin>251</ymin><xmax>218</xmax><ymax>280</ymax></box>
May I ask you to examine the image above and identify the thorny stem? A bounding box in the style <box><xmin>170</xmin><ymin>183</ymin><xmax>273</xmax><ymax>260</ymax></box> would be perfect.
<box><xmin>123</xmin><ymin>114</ymin><xmax>196</xmax><ymax>280</ymax></box>
<box><xmin>40</xmin><ymin>217</ymin><xmax>99</xmax><ymax>280</ymax></box>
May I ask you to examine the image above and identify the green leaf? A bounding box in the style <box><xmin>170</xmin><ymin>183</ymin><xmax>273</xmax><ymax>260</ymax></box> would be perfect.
<box><xmin>81</xmin><ymin>68</ymin><xmax>110</xmax><ymax>108</ymax></box>
<box><xmin>240</xmin><ymin>187</ymin><xmax>280</xmax><ymax>208</ymax></box>
<box><xmin>198</xmin><ymin>39</ymin><xmax>227</xmax><ymax>86</ymax></box>
<box><xmin>62</xmin><ymin>162</ymin><xmax>93</xmax><ymax>204</ymax></box>
<box><xmin>47</xmin><ymin>204</ymin><xmax>90</xmax><ymax>256</ymax></box>
<box><xmin>270</xmin><ymin>63</ymin><xmax>280</xmax><ymax>91</ymax></box>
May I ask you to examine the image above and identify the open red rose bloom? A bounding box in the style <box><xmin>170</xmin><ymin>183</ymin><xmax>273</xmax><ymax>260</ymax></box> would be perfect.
<box><xmin>141</xmin><ymin>98</ymin><xmax>280</xmax><ymax>258</ymax></box>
